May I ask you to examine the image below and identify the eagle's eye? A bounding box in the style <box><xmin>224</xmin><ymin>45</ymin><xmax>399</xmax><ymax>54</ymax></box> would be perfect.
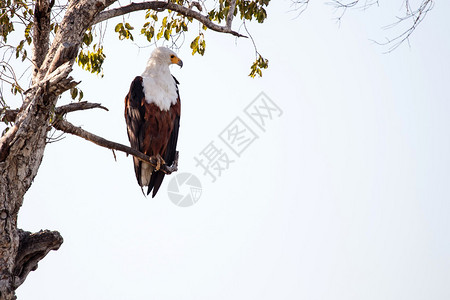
<box><xmin>170</xmin><ymin>55</ymin><xmax>175</xmax><ymax>59</ymax></box>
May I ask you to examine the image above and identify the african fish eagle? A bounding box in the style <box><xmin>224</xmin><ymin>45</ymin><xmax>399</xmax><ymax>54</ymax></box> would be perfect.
<box><xmin>124</xmin><ymin>47</ymin><xmax>182</xmax><ymax>197</ymax></box>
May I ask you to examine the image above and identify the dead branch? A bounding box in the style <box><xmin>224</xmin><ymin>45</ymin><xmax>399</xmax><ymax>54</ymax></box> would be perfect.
<box><xmin>52</xmin><ymin>118</ymin><xmax>178</xmax><ymax>174</ymax></box>
<box><xmin>326</xmin><ymin>0</ymin><xmax>434</xmax><ymax>51</ymax></box>
<box><xmin>2</xmin><ymin>101</ymin><xmax>108</xmax><ymax>124</ymax></box>
<box><xmin>290</xmin><ymin>0</ymin><xmax>310</xmax><ymax>17</ymax></box>
<box><xmin>93</xmin><ymin>1</ymin><xmax>247</xmax><ymax>38</ymax></box>
<box><xmin>13</xmin><ymin>229</ymin><xmax>63</xmax><ymax>289</ymax></box>
<box><xmin>376</xmin><ymin>0</ymin><xmax>434</xmax><ymax>52</ymax></box>
<box><xmin>54</xmin><ymin>101</ymin><xmax>109</xmax><ymax>115</ymax></box>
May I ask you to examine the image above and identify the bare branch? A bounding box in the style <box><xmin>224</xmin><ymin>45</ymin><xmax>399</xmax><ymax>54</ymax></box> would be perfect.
<box><xmin>93</xmin><ymin>1</ymin><xmax>167</xmax><ymax>23</ymax></box>
<box><xmin>52</xmin><ymin>118</ymin><xmax>178</xmax><ymax>174</ymax></box>
<box><xmin>326</xmin><ymin>0</ymin><xmax>433</xmax><ymax>51</ymax></box>
<box><xmin>290</xmin><ymin>0</ymin><xmax>310</xmax><ymax>17</ymax></box>
<box><xmin>2</xmin><ymin>101</ymin><xmax>107</xmax><ymax>124</ymax></box>
<box><xmin>54</xmin><ymin>101</ymin><xmax>109</xmax><ymax>115</ymax></box>
<box><xmin>377</xmin><ymin>0</ymin><xmax>434</xmax><ymax>52</ymax></box>
<box><xmin>13</xmin><ymin>229</ymin><xmax>63</xmax><ymax>289</ymax></box>
<box><xmin>93</xmin><ymin>1</ymin><xmax>247</xmax><ymax>38</ymax></box>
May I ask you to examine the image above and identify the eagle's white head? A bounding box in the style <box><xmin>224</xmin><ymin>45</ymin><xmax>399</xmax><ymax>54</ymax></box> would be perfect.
<box><xmin>141</xmin><ymin>47</ymin><xmax>182</xmax><ymax>111</ymax></box>
<box><xmin>149</xmin><ymin>47</ymin><xmax>183</xmax><ymax>68</ymax></box>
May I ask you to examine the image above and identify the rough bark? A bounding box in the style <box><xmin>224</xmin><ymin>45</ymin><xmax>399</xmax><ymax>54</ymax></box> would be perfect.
<box><xmin>32</xmin><ymin>0</ymin><xmax>54</xmax><ymax>83</ymax></box>
<box><xmin>13</xmin><ymin>230</ymin><xmax>63</xmax><ymax>289</ymax></box>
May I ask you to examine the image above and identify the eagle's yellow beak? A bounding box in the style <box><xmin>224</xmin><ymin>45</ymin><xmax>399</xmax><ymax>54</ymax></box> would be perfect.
<box><xmin>171</xmin><ymin>56</ymin><xmax>183</xmax><ymax>68</ymax></box>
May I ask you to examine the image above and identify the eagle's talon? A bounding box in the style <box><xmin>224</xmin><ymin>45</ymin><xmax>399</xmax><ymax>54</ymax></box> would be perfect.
<box><xmin>153</xmin><ymin>154</ymin><xmax>165</xmax><ymax>171</ymax></box>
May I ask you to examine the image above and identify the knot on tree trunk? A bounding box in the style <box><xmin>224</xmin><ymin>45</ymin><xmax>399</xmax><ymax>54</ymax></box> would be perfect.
<box><xmin>12</xmin><ymin>229</ymin><xmax>63</xmax><ymax>290</ymax></box>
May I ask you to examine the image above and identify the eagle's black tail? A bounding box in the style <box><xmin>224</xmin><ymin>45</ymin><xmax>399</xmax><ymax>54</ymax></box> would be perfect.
<box><xmin>147</xmin><ymin>171</ymin><xmax>165</xmax><ymax>198</ymax></box>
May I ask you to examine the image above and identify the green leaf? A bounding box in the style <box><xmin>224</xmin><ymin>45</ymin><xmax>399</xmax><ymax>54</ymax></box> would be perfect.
<box><xmin>248</xmin><ymin>54</ymin><xmax>269</xmax><ymax>78</ymax></box>
<box><xmin>125</xmin><ymin>22</ymin><xmax>134</xmax><ymax>30</ymax></box>
<box><xmin>156</xmin><ymin>26</ymin><xmax>164</xmax><ymax>40</ymax></box>
<box><xmin>164</xmin><ymin>29</ymin><xmax>170</xmax><ymax>40</ymax></box>
<box><xmin>70</xmin><ymin>87</ymin><xmax>78</xmax><ymax>99</ymax></box>
<box><xmin>190</xmin><ymin>36</ymin><xmax>199</xmax><ymax>55</ymax></box>
<box><xmin>114</xmin><ymin>23</ymin><xmax>123</xmax><ymax>32</ymax></box>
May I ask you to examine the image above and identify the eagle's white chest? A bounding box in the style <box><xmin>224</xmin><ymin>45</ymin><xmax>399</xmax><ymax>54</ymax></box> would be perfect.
<box><xmin>142</xmin><ymin>71</ymin><xmax>177</xmax><ymax>111</ymax></box>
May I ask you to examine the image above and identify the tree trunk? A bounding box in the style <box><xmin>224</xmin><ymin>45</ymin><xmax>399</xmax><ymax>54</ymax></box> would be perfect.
<box><xmin>0</xmin><ymin>1</ymin><xmax>113</xmax><ymax>298</ymax></box>
<box><xmin>0</xmin><ymin>90</ymin><xmax>61</xmax><ymax>299</ymax></box>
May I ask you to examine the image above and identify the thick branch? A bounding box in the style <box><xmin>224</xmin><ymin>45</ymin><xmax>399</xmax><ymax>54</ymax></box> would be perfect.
<box><xmin>227</xmin><ymin>0</ymin><xmax>237</xmax><ymax>28</ymax></box>
<box><xmin>52</xmin><ymin>118</ymin><xmax>178</xmax><ymax>174</ymax></box>
<box><xmin>94</xmin><ymin>1</ymin><xmax>247</xmax><ymax>38</ymax></box>
<box><xmin>94</xmin><ymin>1</ymin><xmax>167</xmax><ymax>23</ymax></box>
<box><xmin>13</xmin><ymin>229</ymin><xmax>63</xmax><ymax>289</ymax></box>
<box><xmin>32</xmin><ymin>0</ymin><xmax>55</xmax><ymax>83</ymax></box>
<box><xmin>27</xmin><ymin>61</ymin><xmax>79</xmax><ymax>97</ymax></box>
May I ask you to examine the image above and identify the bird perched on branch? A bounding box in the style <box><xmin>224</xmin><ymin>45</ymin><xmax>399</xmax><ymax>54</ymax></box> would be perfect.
<box><xmin>124</xmin><ymin>47</ymin><xmax>183</xmax><ymax>197</ymax></box>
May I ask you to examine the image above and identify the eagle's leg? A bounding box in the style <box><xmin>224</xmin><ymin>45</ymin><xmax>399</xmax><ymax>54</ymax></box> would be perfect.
<box><xmin>154</xmin><ymin>154</ymin><xmax>166</xmax><ymax>171</ymax></box>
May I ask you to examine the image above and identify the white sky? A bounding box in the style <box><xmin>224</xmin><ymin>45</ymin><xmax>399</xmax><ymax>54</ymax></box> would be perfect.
<box><xmin>8</xmin><ymin>0</ymin><xmax>450</xmax><ymax>299</ymax></box>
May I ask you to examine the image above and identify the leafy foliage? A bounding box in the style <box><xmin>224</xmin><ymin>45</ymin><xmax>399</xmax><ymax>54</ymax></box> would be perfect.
<box><xmin>142</xmin><ymin>9</ymin><xmax>191</xmax><ymax>43</ymax></box>
<box><xmin>112</xmin><ymin>0</ymin><xmax>271</xmax><ymax>76</ymax></box>
<box><xmin>209</xmin><ymin>0</ymin><xmax>269</xmax><ymax>24</ymax></box>
<box><xmin>76</xmin><ymin>29</ymin><xmax>106</xmax><ymax>76</ymax></box>
<box><xmin>115</xmin><ymin>22</ymin><xmax>135</xmax><ymax>40</ymax></box>
<box><xmin>249</xmin><ymin>54</ymin><xmax>269</xmax><ymax>78</ymax></box>
<box><xmin>69</xmin><ymin>87</ymin><xmax>84</xmax><ymax>101</ymax></box>
<box><xmin>190</xmin><ymin>34</ymin><xmax>206</xmax><ymax>55</ymax></box>
<box><xmin>37</xmin><ymin>0</ymin><xmax>271</xmax><ymax>78</ymax></box>
<box><xmin>0</xmin><ymin>0</ymin><xmax>32</xmax><ymax>42</ymax></box>
<box><xmin>76</xmin><ymin>46</ymin><xmax>106</xmax><ymax>76</ymax></box>
<box><xmin>1</xmin><ymin>0</ymin><xmax>33</xmax><ymax>62</ymax></box>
